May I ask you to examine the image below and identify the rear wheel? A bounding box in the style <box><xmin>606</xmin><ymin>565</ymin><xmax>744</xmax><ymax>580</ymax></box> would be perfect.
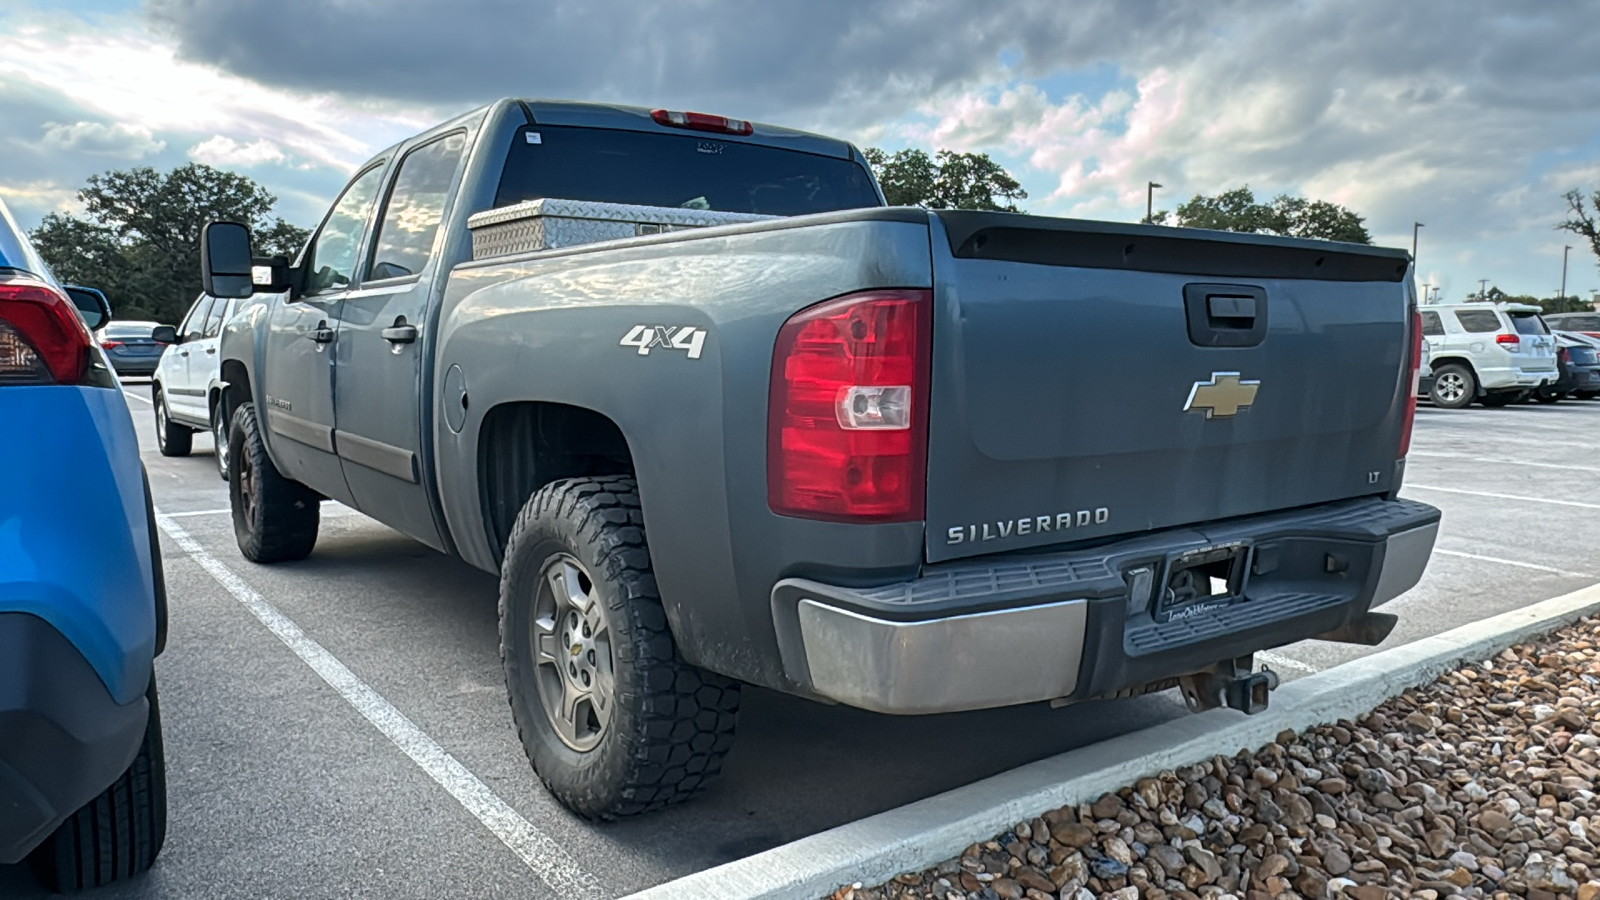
<box><xmin>499</xmin><ymin>476</ymin><xmax>740</xmax><ymax>819</ymax></box>
<box><xmin>1428</xmin><ymin>364</ymin><xmax>1474</xmax><ymax>409</ymax></box>
<box><xmin>229</xmin><ymin>402</ymin><xmax>319</xmax><ymax>563</ymax></box>
<box><xmin>1535</xmin><ymin>387</ymin><xmax>1566</xmax><ymax>404</ymax></box>
<box><xmin>1480</xmin><ymin>391</ymin><xmax>1519</xmax><ymax>408</ymax></box>
<box><xmin>28</xmin><ymin>677</ymin><xmax>166</xmax><ymax>892</ymax></box>
<box><xmin>152</xmin><ymin>387</ymin><xmax>192</xmax><ymax>456</ymax></box>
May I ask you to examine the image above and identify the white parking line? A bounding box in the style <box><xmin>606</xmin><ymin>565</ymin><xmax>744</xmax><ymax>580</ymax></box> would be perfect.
<box><xmin>123</xmin><ymin>389</ymin><xmax>152</xmax><ymax>404</ymax></box>
<box><xmin>160</xmin><ymin>508</ymin><xmax>233</xmax><ymax>518</ymax></box>
<box><xmin>1407</xmin><ymin>451</ymin><xmax>1600</xmax><ymax>473</ymax></box>
<box><xmin>1256</xmin><ymin>650</ymin><xmax>1318</xmax><ymax>674</ymax></box>
<box><xmin>1433</xmin><ymin>548</ymin><xmax>1596</xmax><ymax>579</ymax></box>
<box><xmin>1405</xmin><ymin>483</ymin><xmax>1600</xmax><ymax>511</ymax></box>
<box><xmin>155</xmin><ymin>515</ymin><xmax>600</xmax><ymax>899</ymax></box>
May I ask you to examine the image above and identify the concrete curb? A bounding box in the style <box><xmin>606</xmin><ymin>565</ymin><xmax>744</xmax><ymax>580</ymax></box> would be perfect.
<box><xmin>621</xmin><ymin>581</ymin><xmax>1600</xmax><ymax>900</ymax></box>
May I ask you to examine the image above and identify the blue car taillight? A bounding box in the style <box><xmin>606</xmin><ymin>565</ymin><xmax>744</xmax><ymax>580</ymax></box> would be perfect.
<box><xmin>0</xmin><ymin>273</ymin><xmax>93</xmax><ymax>386</ymax></box>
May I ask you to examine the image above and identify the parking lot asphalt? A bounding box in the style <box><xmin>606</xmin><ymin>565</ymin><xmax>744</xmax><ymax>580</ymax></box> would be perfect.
<box><xmin>3</xmin><ymin>387</ymin><xmax>1596</xmax><ymax>899</ymax></box>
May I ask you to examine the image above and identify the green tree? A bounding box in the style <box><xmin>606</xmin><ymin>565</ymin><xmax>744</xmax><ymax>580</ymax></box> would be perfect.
<box><xmin>864</xmin><ymin>147</ymin><xmax>1027</xmax><ymax>212</ymax></box>
<box><xmin>1471</xmin><ymin>286</ymin><xmax>1590</xmax><ymax>314</ymax></box>
<box><xmin>1151</xmin><ymin>185</ymin><xmax>1372</xmax><ymax>244</ymax></box>
<box><xmin>29</xmin><ymin>163</ymin><xmax>309</xmax><ymax>323</ymax></box>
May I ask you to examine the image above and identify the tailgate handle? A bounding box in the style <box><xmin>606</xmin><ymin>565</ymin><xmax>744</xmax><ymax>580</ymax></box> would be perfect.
<box><xmin>1207</xmin><ymin>295</ymin><xmax>1256</xmax><ymax>320</ymax></box>
<box><xmin>1184</xmin><ymin>283</ymin><xmax>1268</xmax><ymax>348</ymax></box>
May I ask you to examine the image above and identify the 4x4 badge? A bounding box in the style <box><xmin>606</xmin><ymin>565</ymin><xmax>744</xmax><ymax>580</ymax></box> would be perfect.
<box><xmin>1184</xmin><ymin>372</ymin><xmax>1260</xmax><ymax>418</ymax></box>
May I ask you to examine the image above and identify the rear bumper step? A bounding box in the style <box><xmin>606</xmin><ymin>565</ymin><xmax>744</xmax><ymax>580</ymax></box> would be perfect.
<box><xmin>771</xmin><ymin>497</ymin><xmax>1439</xmax><ymax>715</ymax></box>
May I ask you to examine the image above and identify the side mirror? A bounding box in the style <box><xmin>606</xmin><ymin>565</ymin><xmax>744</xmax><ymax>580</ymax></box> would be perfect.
<box><xmin>63</xmin><ymin>285</ymin><xmax>112</xmax><ymax>331</ymax></box>
<box><xmin>151</xmin><ymin>325</ymin><xmax>178</xmax><ymax>344</ymax></box>
<box><xmin>202</xmin><ymin>221</ymin><xmax>255</xmax><ymax>299</ymax></box>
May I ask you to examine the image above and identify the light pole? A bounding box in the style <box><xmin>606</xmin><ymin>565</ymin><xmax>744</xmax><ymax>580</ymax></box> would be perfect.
<box><xmin>1478</xmin><ymin>278</ymin><xmax>1490</xmax><ymax>301</ymax></box>
<box><xmin>1560</xmin><ymin>245</ymin><xmax>1572</xmax><ymax>304</ymax></box>
<box><xmin>1412</xmin><ymin>222</ymin><xmax>1423</xmax><ymax>267</ymax></box>
<box><xmin>1146</xmin><ymin>182</ymin><xmax>1162</xmax><ymax>223</ymax></box>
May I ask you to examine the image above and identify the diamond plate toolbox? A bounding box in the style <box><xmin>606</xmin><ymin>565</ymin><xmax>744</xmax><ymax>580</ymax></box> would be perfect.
<box><xmin>466</xmin><ymin>198</ymin><xmax>777</xmax><ymax>260</ymax></box>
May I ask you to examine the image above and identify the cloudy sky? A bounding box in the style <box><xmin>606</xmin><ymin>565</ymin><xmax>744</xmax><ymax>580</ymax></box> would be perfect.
<box><xmin>5</xmin><ymin>0</ymin><xmax>1600</xmax><ymax>301</ymax></box>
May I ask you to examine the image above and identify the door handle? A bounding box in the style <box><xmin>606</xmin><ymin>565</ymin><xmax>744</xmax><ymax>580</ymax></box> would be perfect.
<box><xmin>179</xmin><ymin>350</ymin><xmax>189</xmax><ymax>357</ymax></box>
<box><xmin>205</xmin><ymin>347</ymin><xmax>217</xmax><ymax>354</ymax></box>
<box><xmin>382</xmin><ymin>324</ymin><xmax>419</xmax><ymax>344</ymax></box>
<box><xmin>310</xmin><ymin>321</ymin><xmax>334</xmax><ymax>344</ymax></box>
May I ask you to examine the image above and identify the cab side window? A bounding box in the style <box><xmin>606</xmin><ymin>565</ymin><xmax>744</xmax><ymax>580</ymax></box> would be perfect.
<box><xmin>368</xmin><ymin>132</ymin><xmax>467</xmax><ymax>281</ymax></box>
<box><xmin>304</xmin><ymin>164</ymin><xmax>386</xmax><ymax>295</ymax></box>
<box><xmin>181</xmin><ymin>295</ymin><xmax>213</xmax><ymax>343</ymax></box>
<box><xmin>1420</xmin><ymin>311</ymin><xmax>1444</xmax><ymax>336</ymax></box>
<box><xmin>203</xmin><ymin>296</ymin><xmax>229</xmax><ymax>337</ymax></box>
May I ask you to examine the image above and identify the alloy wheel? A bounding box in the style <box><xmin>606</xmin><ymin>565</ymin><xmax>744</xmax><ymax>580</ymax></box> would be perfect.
<box><xmin>1435</xmin><ymin>372</ymin><xmax>1466</xmax><ymax>404</ymax></box>
<box><xmin>531</xmin><ymin>554</ymin><xmax>614</xmax><ymax>752</ymax></box>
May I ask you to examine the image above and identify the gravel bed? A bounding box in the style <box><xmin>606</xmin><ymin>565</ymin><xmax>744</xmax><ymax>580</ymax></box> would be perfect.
<box><xmin>827</xmin><ymin>615</ymin><xmax>1600</xmax><ymax>900</ymax></box>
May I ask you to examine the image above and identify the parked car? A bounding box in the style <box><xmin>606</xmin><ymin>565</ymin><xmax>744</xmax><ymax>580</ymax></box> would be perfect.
<box><xmin>201</xmin><ymin>98</ymin><xmax>1438</xmax><ymax>819</ymax></box>
<box><xmin>0</xmin><ymin>197</ymin><xmax>168</xmax><ymax>889</ymax></box>
<box><xmin>95</xmin><ymin>320</ymin><xmax>172</xmax><ymax>377</ymax></box>
<box><xmin>1418</xmin><ymin>302</ymin><xmax>1557</xmax><ymax>407</ymax></box>
<box><xmin>151</xmin><ymin>292</ymin><xmax>243</xmax><ymax>479</ymax></box>
<box><xmin>1544</xmin><ymin>311</ymin><xmax>1600</xmax><ymax>339</ymax></box>
<box><xmin>1545</xmin><ymin>331</ymin><xmax>1600</xmax><ymax>401</ymax></box>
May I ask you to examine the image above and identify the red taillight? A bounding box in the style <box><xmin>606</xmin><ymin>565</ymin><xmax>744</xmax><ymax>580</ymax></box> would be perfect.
<box><xmin>768</xmin><ymin>290</ymin><xmax>931</xmax><ymax>522</ymax></box>
<box><xmin>1495</xmin><ymin>333</ymin><xmax>1520</xmax><ymax>347</ymax></box>
<box><xmin>1398</xmin><ymin>309</ymin><xmax>1421</xmax><ymax>459</ymax></box>
<box><xmin>651</xmin><ymin>108</ymin><xmax>754</xmax><ymax>136</ymax></box>
<box><xmin>0</xmin><ymin>275</ymin><xmax>92</xmax><ymax>385</ymax></box>
<box><xmin>100</xmin><ymin>340</ymin><xmax>123</xmax><ymax>349</ymax></box>
<box><xmin>1559</xmin><ymin>347</ymin><xmax>1570</xmax><ymax>363</ymax></box>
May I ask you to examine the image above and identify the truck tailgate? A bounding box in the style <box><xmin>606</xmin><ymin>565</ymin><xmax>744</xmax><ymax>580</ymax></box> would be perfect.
<box><xmin>925</xmin><ymin>212</ymin><xmax>1413</xmax><ymax>564</ymax></box>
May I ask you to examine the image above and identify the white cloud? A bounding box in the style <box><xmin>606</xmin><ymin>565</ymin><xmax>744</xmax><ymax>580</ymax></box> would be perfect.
<box><xmin>41</xmin><ymin>120</ymin><xmax>165</xmax><ymax>158</ymax></box>
<box><xmin>188</xmin><ymin>135</ymin><xmax>286</xmax><ymax>166</ymax></box>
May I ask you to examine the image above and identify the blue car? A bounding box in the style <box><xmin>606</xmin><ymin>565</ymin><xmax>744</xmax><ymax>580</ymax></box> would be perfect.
<box><xmin>0</xmin><ymin>197</ymin><xmax>168</xmax><ymax>890</ymax></box>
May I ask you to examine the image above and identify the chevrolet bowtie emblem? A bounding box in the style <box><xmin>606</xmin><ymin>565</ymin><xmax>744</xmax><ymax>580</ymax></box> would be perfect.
<box><xmin>1184</xmin><ymin>372</ymin><xmax>1260</xmax><ymax>418</ymax></box>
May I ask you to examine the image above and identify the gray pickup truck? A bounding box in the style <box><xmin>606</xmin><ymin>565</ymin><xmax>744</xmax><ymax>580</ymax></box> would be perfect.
<box><xmin>198</xmin><ymin>98</ymin><xmax>1439</xmax><ymax>819</ymax></box>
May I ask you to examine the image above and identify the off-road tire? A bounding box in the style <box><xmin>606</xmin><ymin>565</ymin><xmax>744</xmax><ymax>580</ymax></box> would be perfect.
<box><xmin>229</xmin><ymin>402</ymin><xmax>319</xmax><ymax>563</ymax></box>
<box><xmin>28</xmin><ymin>678</ymin><xmax>167</xmax><ymax>892</ymax></box>
<box><xmin>499</xmin><ymin>476</ymin><xmax>740</xmax><ymax>819</ymax></box>
<box><xmin>152</xmin><ymin>387</ymin><xmax>192</xmax><ymax>456</ymax></box>
<box><xmin>1428</xmin><ymin>363</ymin><xmax>1475</xmax><ymax>409</ymax></box>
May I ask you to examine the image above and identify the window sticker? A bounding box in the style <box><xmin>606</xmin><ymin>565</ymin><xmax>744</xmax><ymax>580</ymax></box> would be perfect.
<box><xmin>525</xmin><ymin>132</ymin><xmax>542</xmax><ymax>144</ymax></box>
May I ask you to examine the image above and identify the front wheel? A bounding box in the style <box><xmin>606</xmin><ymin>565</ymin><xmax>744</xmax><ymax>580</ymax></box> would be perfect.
<box><xmin>1535</xmin><ymin>387</ymin><xmax>1566</xmax><ymax>404</ymax></box>
<box><xmin>28</xmin><ymin>677</ymin><xmax>166</xmax><ymax>892</ymax></box>
<box><xmin>229</xmin><ymin>402</ymin><xmax>320</xmax><ymax>563</ymax></box>
<box><xmin>499</xmin><ymin>476</ymin><xmax>740</xmax><ymax>819</ymax></box>
<box><xmin>212</xmin><ymin>406</ymin><xmax>231</xmax><ymax>482</ymax></box>
<box><xmin>152</xmin><ymin>387</ymin><xmax>193</xmax><ymax>456</ymax></box>
<box><xmin>1480</xmin><ymin>392</ymin><xmax>1520</xmax><ymax>408</ymax></box>
<box><xmin>1428</xmin><ymin>364</ymin><xmax>1474</xmax><ymax>409</ymax></box>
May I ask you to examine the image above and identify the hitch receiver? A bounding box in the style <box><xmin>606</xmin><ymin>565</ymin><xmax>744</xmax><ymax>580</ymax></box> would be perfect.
<box><xmin>1178</xmin><ymin>655</ymin><xmax>1281</xmax><ymax>715</ymax></box>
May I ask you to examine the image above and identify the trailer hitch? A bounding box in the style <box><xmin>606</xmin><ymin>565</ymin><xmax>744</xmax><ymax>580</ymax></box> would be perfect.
<box><xmin>1178</xmin><ymin>655</ymin><xmax>1280</xmax><ymax>715</ymax></box>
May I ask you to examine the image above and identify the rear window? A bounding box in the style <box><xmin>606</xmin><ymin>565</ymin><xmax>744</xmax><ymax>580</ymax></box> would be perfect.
<box><xmin>1509</xmin><ymin>312</ymin><xmax>1548</xmax><ymax>335</ymax></box>
<box><xmin>1420</xmin><ymin>311</ymin><xmax>1444</xmax><ymax>336</ymax></box>
<box><xmin>102</xmin><ymin>323</ymin><xmax>156</xmax><ymax>338</ymax></box>
<box><xmin>494</xmin><ymin>124</ymin><xmax>882</xmax><ymax>217</ymax></box>
<box><xmin>1455</xmin><ymin>309</ymin><xmax>1502</xmax><ymax>333</ymax></box>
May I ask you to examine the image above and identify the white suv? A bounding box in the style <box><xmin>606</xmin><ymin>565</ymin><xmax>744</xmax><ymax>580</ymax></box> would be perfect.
<box><xmin>151</xmin><ymin>293</ymin><xmax>241</xmax><ymax>478</ymax></box>
<box><xmin>1419</xmin><ymin>302</ymin><xmax>1557</xmax><ymax>408</ymax></box>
